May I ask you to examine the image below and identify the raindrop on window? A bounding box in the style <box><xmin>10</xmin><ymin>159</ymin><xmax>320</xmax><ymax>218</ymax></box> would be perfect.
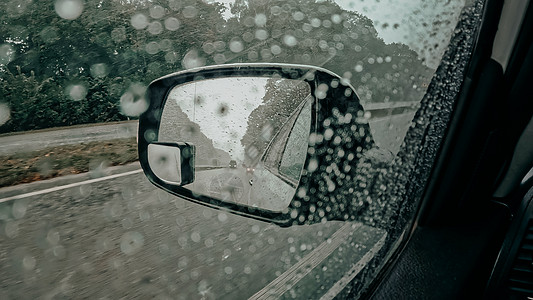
<box><xmin>148</xmin><ymin>21</ymin><xmax>163</xmax><ymax>35</ymax></box>
<box><xmin>182</xmin><ymin>6</ymin><xmax>198</xmax><ymax>18</ymax></box>
<box><xmin>150</xmin><ymin>5</ymin><xmax>165</xmax><ymax>19</ymax></box>
<box><xmin>120</xmin><ymin>231</ymin><xmax>144</xmax><ymax>255</ymax></box>
<box><xmin>255</xmin><ymin>14</ymin><xmax>267</xmax><ymax>27</ymax></box>
<box><xmin>54</xmin><ymin>0</ymin><xmax>83</xmax><ymax>20</ymax></box>
<box><xmin>255</xmin><ymin>29</ymin><xmax>268</xmax><ymax>40</ymax></box>
<box><xmin>65</xmin><ymin>84</ymin><xmax>87</xmax><ymax>101</ymax></box>
<box><xmin>131</xmin><ymin>13</ymin><xmax>148</xmax><ymax>30</ymax></box>
<box><xmin>293</xmin><ymin>11</ymin><xmax>304</xmax><ymax>21</ymax></box>
<box><xmin>229</xmin><ymin>40</ymin><xmax>244</xmax><ymax>53</ymax></box>
<box><xmin>283</xmin><ymin>35</ymin><xmax>298</xmax><ymax>47</ymax></box>
<box><xmin>182</xmin><ymin>49</ymin><xmax>206</xmax><ymax>69</ymax></box>
<box><xmin>164</xmin><ymin>17</ymin><xmax>180</xmax><ymax>31</ymax></box>
<box><xmin>90</xmin><ymin>63</ymin><xmax>109</xmax><ymax>78</ymax></box>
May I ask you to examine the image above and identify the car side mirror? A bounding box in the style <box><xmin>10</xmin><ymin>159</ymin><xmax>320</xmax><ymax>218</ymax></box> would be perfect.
<box><xmin>138</xmin><ymin>63</ymin><xmax>376</xmax><ymax>226</ymax></box>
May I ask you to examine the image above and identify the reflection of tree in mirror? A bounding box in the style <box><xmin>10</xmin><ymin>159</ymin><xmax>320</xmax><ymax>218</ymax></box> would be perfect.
<box><xmin>241</xmin><ymin>78</ymin><xmax>310</xmax><ymax>166</ymax></box>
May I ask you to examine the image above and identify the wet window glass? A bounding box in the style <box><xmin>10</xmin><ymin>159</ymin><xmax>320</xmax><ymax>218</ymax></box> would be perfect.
<box><xmin>0</xmin><ymin>0</ymin><xmax>484</xmax><ymax>298</ymax></box>
<box><xmin>279</xmin><ymin>99</ymin><xmax>312</xmax><ymax>182</ymax></box>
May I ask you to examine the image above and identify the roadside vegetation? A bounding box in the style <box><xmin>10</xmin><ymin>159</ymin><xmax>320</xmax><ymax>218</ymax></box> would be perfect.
<box><xmin>0</xmin><ymin>138</ymin><xmax>137</xmax><ymax>187</ymax></box>
<box><xmin>0</xmin><ymin>0</ymin><xmax>432</xmax><ymax>134</ymax></box>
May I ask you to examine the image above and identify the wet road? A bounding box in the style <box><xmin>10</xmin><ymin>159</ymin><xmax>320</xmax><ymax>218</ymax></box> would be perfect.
<box><xmin>0</xmin><ymin>168</ymin><xmax>385</xmax><ymax>299</ymax></box>
<box><xmin>0</xmin><ymin>111</ymin><xmax>414</xmax><ymax>298</ymax></box>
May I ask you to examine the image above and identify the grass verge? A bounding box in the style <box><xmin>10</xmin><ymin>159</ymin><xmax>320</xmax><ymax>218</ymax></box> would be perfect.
<box><xmin>0</xmin><ymin>138</ymin><xmax>138</xmax><ymax>188</ymax></box>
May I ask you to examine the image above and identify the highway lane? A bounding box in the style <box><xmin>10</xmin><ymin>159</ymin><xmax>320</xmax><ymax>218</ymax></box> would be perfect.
<box><xmin>0</xmin><ymin>168</ymin><xmax>385</xmax><ymax>299</ymax></box>
<box><xmin>0</xmin><ymin>111</ymin><xmax>413</xmax><ymax>298</ymax></box>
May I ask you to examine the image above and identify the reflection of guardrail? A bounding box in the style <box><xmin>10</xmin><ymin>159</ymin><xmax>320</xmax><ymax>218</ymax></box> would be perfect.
<box><xmin>196</xmin><ymin>165</ymin><xmax>227</xmax><ymax>171</ymax></box>
<box><xmin>363</xmin><ymin>101</ymin><xmax>419</xmax><ymax>119</ymax></box>
<box><xmin>362</xmin><ymin>101</ymin><xmax>420</xmax><ymax>110</ymax></box>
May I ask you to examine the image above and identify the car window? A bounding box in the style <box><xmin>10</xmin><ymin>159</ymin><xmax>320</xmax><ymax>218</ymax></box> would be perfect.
<box><xmin>262</xmin><ymin>95</ymin><xmax>312</xmax><ymax>184</ymax></box>
<box><xmin>279</xmin><ymin>98</ymin><xmax>312</xmax><ymax>182</ymax></box>
<box><xmin>0</xmin><ymin>0</ymin><xmax>484</xmax><ymax>299</ymax></box>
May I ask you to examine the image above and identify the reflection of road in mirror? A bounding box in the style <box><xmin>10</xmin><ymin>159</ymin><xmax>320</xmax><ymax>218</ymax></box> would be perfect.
<box><xmin>183</xmin><ymin>164</ymin><xmax>295</xmax><ymax>212</ymax></box>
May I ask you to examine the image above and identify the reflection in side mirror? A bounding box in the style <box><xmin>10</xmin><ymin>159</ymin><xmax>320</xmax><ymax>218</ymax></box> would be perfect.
<box><xmin>147</xmin><ymin>143</ymin><xmax>195</xmax><ymax>185</ymax></box>
<box><xmin>139</xmin><ymin>64</ymin><xmax>374</xmax><ymax>226</ymax></box>
<box><xmin>156</xmin><ymin>76</ymin><xmax>312</xmax><ymax>213</ymax></box>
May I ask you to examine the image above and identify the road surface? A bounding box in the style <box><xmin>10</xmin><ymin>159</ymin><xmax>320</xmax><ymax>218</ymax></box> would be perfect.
<box><xmin>0</xmin><ymin>111</ymin><xmax>415</xmax><ymax>298</ymax></box>
<box><xmin>0</xmin><ymin>167</ymin><xmax>385</xmax><ymax>299</ymax></box>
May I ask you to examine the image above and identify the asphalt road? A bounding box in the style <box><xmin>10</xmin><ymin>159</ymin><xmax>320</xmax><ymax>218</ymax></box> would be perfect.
<box><xmin>0</xmin><ymin>169</ymin><xmax>385</xmax><ymax>299</ymax></box>
<box><xmin>0</xmin><ymin>111</ymin><xmax>414</xmax><ymax>299</ymax></box>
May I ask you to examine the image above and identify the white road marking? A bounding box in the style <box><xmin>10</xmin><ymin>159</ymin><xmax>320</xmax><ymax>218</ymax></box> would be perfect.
<box><xmin>319</xmin><ymin>233</ymin><xmax>387</xmax><ymax>300</ymax></box>
<box><xmin>0</xmin><ymin>169</ymin><xmax>143</xmax><ymax>203</ymax></box>
<box><xmin>249</xmin><ymin>222</ymin><xmax>362</xmax><ymax>300</ymax></box>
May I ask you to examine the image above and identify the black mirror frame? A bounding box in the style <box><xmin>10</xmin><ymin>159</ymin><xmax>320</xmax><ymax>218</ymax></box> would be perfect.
<box><xmin>138</xmin><ymin>63</ymin><xmax>371</xmax><ymax>226</ymax></box>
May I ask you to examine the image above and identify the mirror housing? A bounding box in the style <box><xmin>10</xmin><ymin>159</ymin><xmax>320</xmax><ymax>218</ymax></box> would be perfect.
<box><xmin>138</xmin><ymin>63</ymin><xmax>375</xmax><ymax>226</ymax></box>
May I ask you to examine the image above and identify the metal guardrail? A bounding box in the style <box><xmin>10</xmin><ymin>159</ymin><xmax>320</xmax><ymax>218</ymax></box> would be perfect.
<box><xmin>362</xmin><ymin>101</ymin><xmax>420</xmax><ymax>111</ymax></box>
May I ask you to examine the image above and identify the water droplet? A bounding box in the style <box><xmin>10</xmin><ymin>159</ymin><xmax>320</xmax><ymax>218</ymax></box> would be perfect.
<box><xmin>52</xmin><ymin>245</ymin><xmax>66</xmax><ymax>258</ymax></box>
<box><xmin>150</xmin><ymin>5</ymin><xmax>165</xmax><ymax>19</ymax></box>
<box><xmin>145</xmin><ymin>41</ymin><xmax>160</xmax><ymax>54</ymax></box>
<box><xmin>131</xmin><ymin>13</ymin><xmax>148</xmax><ymax>30</ymax></box>
<box><xmin>283</xmin><ymin>35</ymin><xmax>297</xmax><ymax>47</ymax></box>
<box><xmin>218</xmin><ymin>212</ymin><xmax>228</xmax><ymax>222</ymax></box>
<box><xmin>307</xmin><ymin>159</ymin><xmax>318</xmax><ymax>172</ymax></box>
<box><xmin>47</xmin><ymin>229</ymin><xmax>60</xmax><ymax>245</ymax></box>
<box><xmin>90</xmin><ymin>63</ymin><xmax>108</xmax><ymax>78</ymax></box>
<box><xmin>315</xmin><ymin>83</ymin><xmax>328</xmax><ymax>99</ymax></box>
<box><xmin>182</xmin><ymin>6</ymin><xmax>197</xmax><ymax>18</ymax></box>
<box><xmin>164</xmin><ymin>17</ymin><xmax>180</xmax><ymax>31</ymax></box>
<box><xmin>311</xmin><ymin>18</ymin><xmax>321</xmax><ymax>28</ymax></box>
<box><xmin>255</xmin><ymin>13</ymin><xmax>267</xmax><ymax>26</ymax></box>
<box><xmin>65</xmin><ymin>84</ymin><xmax>87</xmax><ymax>101</ymax></box>
<box><xmin>111</xmin><ymin>27</ymin><xmax>126</xmax><ymax>42</ymax></box>
<box><xmin>229</xmin><ymin>40</ymin><xmax>244</xmax><ymax>53</ymax></box>
<box><xmin>54</xmin><ymin>0</ymin><xmax>83</xmax><ymax>20</ymax></box>
<box><xmin>120</xmin><ymin>83</ymin><xmax>149</xmax><ymax>117</ymax></box>
<box><xmin>271</xmin><ymin>45</ymin><xmax>281</xmax><ymax>55</ymax></box>
<box><xmin>120</xmin><ymin>231</ymin><xmax>144</xmax><ymax>255</ymax></box>
<box><xmin>255</xmin><ymin>29</ymin><xmax>268</xmax><ymax>40</ymax></box>
<box><xmin>165</xmin><ymin>51</ymin><xmax>179</xmax><ymax>64</ymax></box>
<box><xmin>244</xmin><ymin>266</ymin><xmax>252</xmax><ymax>274</ymax></box>
<box><xmin>148</xmin><ymin>21</ymin><xmax>163</xmax><ymax>35</ymax></box>
<box><xmin>217</xmin><ymin>103</ymin><xmax>229</xmax><ymax>116</ymax></box>
<box><xmin>331</xmin><ymin>14</ymin><xmax>342</xmax><ymax>24</ymax></box>
<box><xmin>191</xmin><ymin>232</ymin><xmax>201</xmax><ymax>243</ymax></box>
<box><xmin>293</xmin><ymin>11</ymin><xmax>304</xmax><ymax>21</ymax></box>
<box><xmin>182</xmin><ymin>49</ymin><xmax>205</xmax><ymax>69</ymax></box>
<box><xmin>12</xmin><ymin>200</ymin><xmax>27</xmax><ymax>219</ymax></box>
<box><xmin>22</xmin><ymin>255</ymin><xmax>36</xmax><ymax>270</ymax></box>
<box><xmin>5</xmin><ymin>221</ymin><xmax>18</xmax><ymax>238</ymax></box>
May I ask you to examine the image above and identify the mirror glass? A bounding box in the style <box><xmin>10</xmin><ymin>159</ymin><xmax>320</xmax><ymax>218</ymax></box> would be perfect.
<box><xmin>147</xmin><ymin>143</ymin><xmax>183</xmax><ymax>185</ymax></box>
<box><xmin>156</xmin><ymin>77</ymin><xmax>313</xmax><ymax>212</ymax></box>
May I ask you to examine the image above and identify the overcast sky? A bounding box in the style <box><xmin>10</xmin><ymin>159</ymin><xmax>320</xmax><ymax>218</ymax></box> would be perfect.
<box><xmin>168</xmin><ymin>77</ymin><xmax>268</xmax><ymax>160</ymax></box>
